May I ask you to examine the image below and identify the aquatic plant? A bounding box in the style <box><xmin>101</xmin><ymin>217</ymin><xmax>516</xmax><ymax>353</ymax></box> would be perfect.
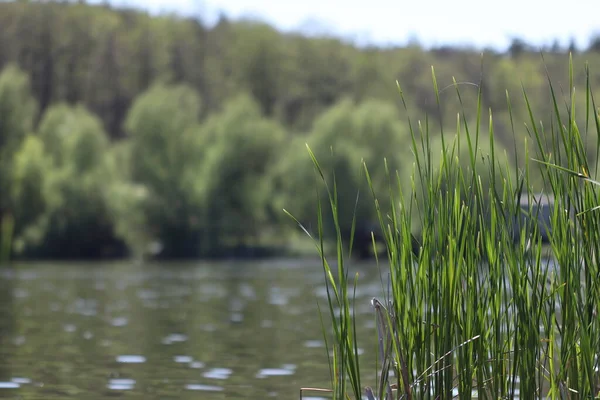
<box><xmin>292</xmin><ymin>55</ymin><xmax>600</xmax><ymax>399</ymax></box>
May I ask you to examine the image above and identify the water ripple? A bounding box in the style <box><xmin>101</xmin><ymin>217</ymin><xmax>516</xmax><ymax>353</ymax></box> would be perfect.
<box><xmin>107</xmin><ymin>378</ymin><xmax>136</xmax><ymax>390</ymax></box>
<box><xmin>116</xmin><ymin>355</ymin><xmax>146</xmax><ymax>364</ymax></box>
<box><xmin>161</xmin><ymin>333</ymin><xmax>188</xmax><ymax>344</ymax></box>
<box><xmin>185</xmin><ymin>383</ymin><xmax>223</xmax><ymax>391</ymax></box>
<box><xmin>203</xmin><ymin>368</ymin><xmax>232</xmax><ymax>380</ymax></box>
<box><xmin>0</xmin><ymin>382</ymin><xmax>19</xmax><ymax>389</ymax></box>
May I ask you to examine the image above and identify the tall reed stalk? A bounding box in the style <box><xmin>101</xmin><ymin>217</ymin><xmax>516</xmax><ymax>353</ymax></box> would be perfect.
<box><xmin>294</xmin><ymin>55</ymin><xmax>600</xmax><ymax>399</ymax></box>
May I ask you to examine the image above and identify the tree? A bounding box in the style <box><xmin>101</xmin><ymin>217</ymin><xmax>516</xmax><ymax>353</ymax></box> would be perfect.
<box><xmin>198</xmin><ymin>94</ymin><xmax>286</xmax><ymax>254</ymax></box>
<box><xmin>568</xmin><ymin>38</ymin><xmax>578</xmax><ymax>54</ymax></box>
<box><xmin>352</xmin><ymin>49</ymin><xmax>391</xmax><ymax>102</ymax></box>
<box><xmin>275</xmin><ymin>98</ymin><xmax>412</xmax><ymax>252</ymax></box>
<box><xmin>29</xmin><ymin>103</ymin><xmax>125</xmax><ymax>258</ymax></box>
<box><xmin>229</xmin><ymin>22</ymin><xmax>284</xmax><ymax>117</ymax></box>
<box><xmin>589</xmin><ymin>34</ymin><xmax>600</xmax><ymax>53</ymax></box>
<box><xmin>508</xmin><ymin>38</ymin><xmax>531</xmax><ymax>58</ymax></box>
<box><xmin>85</xmin><ymin>30</ymin><xmax>129</xmax><ymax>138</ymax></box>
<box><xmin>103</xmin><ymin>140</ymin><xmax>151</xmax><ymax>259</ymax></box>
<box><xmin>9</xmin><ymin>135</ymin><xmax>56</xmax><ymax>255</ymax></box>
<box><xmin>0</xmin><ymin>64</ymin><xmax>38</xmax><ymax>227</ymax></box>
<box><xmin>124</xmin><ymin>83</ymin><xmax>204</xmax><ymax>258</ymax></box>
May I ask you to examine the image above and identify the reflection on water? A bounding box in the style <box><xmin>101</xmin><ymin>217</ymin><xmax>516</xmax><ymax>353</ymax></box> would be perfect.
<box><xmin>0</xmin><ymin>269</ymin><xmax>16</xmax><ymax>396</ymax></box>
<box><xmin>0</xmin><ymin>260</ymin><xmax>383</xmax><ymax>399</ymax></box>
<box><xmin>116</xmin><ymin>355</ymin><xmax>147</xmax><ymax>364</ymax></box>
<box><xmin>107</xmin><ymin>378</ymin><xmax>136</xmax><ymax>390</ymax></box>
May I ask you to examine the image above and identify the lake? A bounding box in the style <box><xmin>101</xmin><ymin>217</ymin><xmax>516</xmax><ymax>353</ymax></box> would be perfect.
<box><xmin>0</xmin><ymin>259</ymin><xmax>385</xmax><ymax>399</ymax></box>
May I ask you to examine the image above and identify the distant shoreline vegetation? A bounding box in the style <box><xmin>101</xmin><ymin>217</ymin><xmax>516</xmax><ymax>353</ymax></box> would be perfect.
<box><xmin>0</xmin><ymin>1</ymin><xmax>600</xmax><ymax>261</ymax></box>
<box><xmin>299</xmin><ymin>56</ymin><xmax>600</xmax><ymax>399</ymax></box>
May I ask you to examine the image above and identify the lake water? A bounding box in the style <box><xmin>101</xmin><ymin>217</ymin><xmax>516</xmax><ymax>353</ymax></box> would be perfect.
<box><xmin>0</xmin><ymin>259</ymin><xmax>385</xmax><ymax>399</ymax></box>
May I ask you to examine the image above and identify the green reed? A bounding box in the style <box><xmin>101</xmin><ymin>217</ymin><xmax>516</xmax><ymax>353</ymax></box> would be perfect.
<box><xmin>295</xmin><ymin>55</ymin><xmax>600</xmax><ymax>400</ymax></box>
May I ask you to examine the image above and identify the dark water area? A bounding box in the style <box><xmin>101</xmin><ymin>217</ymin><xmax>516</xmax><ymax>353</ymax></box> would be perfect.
<box><xmin>0</xmin><ymin>259</ymin><xmax>385</xmax><ymax>399</ymax></box>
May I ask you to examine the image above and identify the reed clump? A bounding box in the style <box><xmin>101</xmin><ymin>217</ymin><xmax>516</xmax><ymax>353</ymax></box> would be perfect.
<box><xmin>291</xmin><ymin>55</ymin><xmax>600</xmax><ymax>400</ymax></box>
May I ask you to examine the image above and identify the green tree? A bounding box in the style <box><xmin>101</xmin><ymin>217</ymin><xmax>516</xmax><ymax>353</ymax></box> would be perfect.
<box><xmin>228</xmin><ymin>22</ymin><xmax>285</xmax><ymax>117</ymax></box>
<box><xmin>124</xmin><ymin>83</ymin><xmax>204</xmax><ymax>258</ymax></box>
<box><xmin>29</xmin><ymin>103</ymin><xmax>125</xmax><ymax>258</ymax></box>
<box><xmin>103</xmin><ymin>140</ymin><xmax>151</xmax><ymax>259</ymax></box>
<box><xmin>352</xmin><ymin>48</ymin><xmax>394</xmax><ymax>103</ymax></box>
<box><xmin>276</xmin><ymin>98</ymin><xmax>411</xmax><ymax>251</ymax></box>
<box><xmin>9</xmin><ymin>135</ymin><xmax>56</xmax><ymax>255</ymax></box>
<box><xmin>0</xmin><ymin>64</ymin><xmax>38</xmax><ymax>247</ymax></box>
<box><xmin>198</xmin><ymin>94</ymin><xmax>286</xmax><ymax>254</ymax></box>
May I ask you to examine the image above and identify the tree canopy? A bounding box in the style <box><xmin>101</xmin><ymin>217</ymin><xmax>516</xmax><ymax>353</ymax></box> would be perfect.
<box><xmin>0</xmin><ymin>1</ymin><xmax>598</xmax><ymax>259</ymax></box>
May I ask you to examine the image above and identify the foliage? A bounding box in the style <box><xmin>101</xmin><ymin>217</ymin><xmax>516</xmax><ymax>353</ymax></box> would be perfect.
<box><xmin>276</xmin><ymin>98</ymin><xmax>411</xmax><ymax>244</ymax></box>
<box><xmin>299</xmin><ymin>57</ymin><xmax>600</xmax><ymax>400</ymax></box>
<box><xmin>198</xmin><ymin>94</ymin><xmax>286</xmax><ymax>253</ymax></box>
<box><xmin>123</xmin><ymin>82</ymin><xmax>204</xmax><ymax>258</ymax></box>
<box><xmin>0</xmin><ymin>1</ymin><xmax>597</xmax><ymax>141</ymax></box>
<box><xmin>103</xmin><ymin>140</ymin><xmax>151</xmax><ymax>258</ymax></box>
<box><xmin>21</xmin><ymin>103</ymin><xmax>125</xmax><ymax>258</ymax></box>
<box><xmin>0</xmin><ymin>64</ymin><xmax>38</xmax><ymax>258</ymax></box>
<box><xmin>10</xmin><ymin>135</ymin><xmax>55</xmax><ymax>253</ymax></box>
<box><xmin>1</xmin><ymin>2</ymin><xmax>600</xmax><ymax>259</ymax></box>
<box><xmin>0</xmin><ymin>64</ymin><xmax>37</xmax><ymax>211</ymax></box>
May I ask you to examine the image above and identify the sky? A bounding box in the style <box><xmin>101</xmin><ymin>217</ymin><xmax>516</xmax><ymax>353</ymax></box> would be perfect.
<box><xmin>100</xmin><ymin>0</ymin><xmax>600</xmax><ymax>51</ymax></box>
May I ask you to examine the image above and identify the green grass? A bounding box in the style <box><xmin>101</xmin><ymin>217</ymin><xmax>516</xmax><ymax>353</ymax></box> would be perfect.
<box><xmin>292</xmin><ymin>55</ymin><xmax>600</xmax><ymax>399</ymax></box>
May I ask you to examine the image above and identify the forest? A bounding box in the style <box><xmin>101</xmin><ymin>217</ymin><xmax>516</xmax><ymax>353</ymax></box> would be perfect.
<box><xmin>1</xmin><ymin>1</ymin><xmax>600</xmax><ymax>260</ymax></box>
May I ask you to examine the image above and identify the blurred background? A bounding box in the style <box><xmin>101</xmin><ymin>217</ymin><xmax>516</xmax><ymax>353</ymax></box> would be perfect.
<box><xmin>0</xmin><ymin>0</ymin><xmax>599</xmax><ymax>261</ymax></box>
<box><xmin>0</xmin><ymin>0</ymin><xmax>597</xmax><ymax>398</ymax></box>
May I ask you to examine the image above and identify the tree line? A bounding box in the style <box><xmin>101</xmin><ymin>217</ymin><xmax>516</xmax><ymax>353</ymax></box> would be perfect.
<box><xmin>0</xmin><ymin>1</ymin><xmax>599</xmax><ymax>260</ymax></box>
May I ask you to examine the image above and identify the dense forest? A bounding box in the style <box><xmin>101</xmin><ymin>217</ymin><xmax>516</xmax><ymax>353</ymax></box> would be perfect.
<box><xmin>1</xmin><ymin>1</ymin><xmax>599</xmax><ymax>260</ymax></box>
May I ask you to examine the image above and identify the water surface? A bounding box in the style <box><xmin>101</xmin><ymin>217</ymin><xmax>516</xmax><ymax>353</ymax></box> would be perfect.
<box><xmin>0</xmin><ymin>259</ymin><xmax>383</xmax><ymax>399</ymax></box>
